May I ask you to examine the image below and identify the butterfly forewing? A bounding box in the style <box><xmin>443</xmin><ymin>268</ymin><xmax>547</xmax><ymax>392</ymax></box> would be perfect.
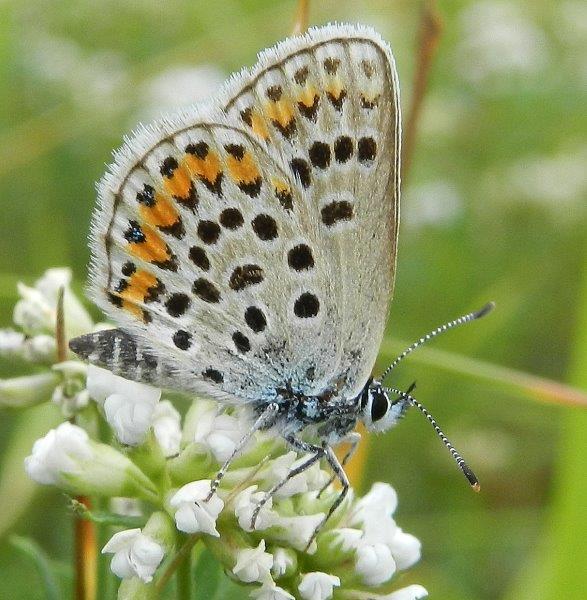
<box><xmin>82</xmin><ymin>24</ymin><xmax>400</xmax><ymax>406</ymax></box>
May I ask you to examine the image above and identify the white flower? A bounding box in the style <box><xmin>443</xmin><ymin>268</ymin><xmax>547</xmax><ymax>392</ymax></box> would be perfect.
<box><xmin>271</xmin><ymin>548</ymin><xmax>296</xmax><ymax>579</ymax></box>
<box><xmin>259</xmin><ymin>452</ymin><xmax>308</xmax><ymax>498</ymax></box>
<box><xmin>87</xmin><ymin>365</ymin><xmax>161</xmax><ymax>446</ymax></box>
<box><xmin>298</xmin><ymin>572</ymin><xmax>340</xmax><ymax>600</ymax></box>
<box><xmin>355</xmin><ymin>542</ymin><xmax>396</xmax><ymax>586</ymax></box>
<box><xmin>192</xmin><ymin>405</ymin><xmax>249</xmax><ymax>463</ymax></box>
<box><xmin>235</xmin><ymin>485</ymin><xmax>277</xmax><ymax>531</ymax></box>
<box><xmin>13</xmin><ymin>268</ymin><xmax>92</xmax><ymax>338</ymax></box>
<box><xmin>272</xmin><ymin>513</ymin><xmax>325</xmax><ymax>552</ymax></box>
<box><xmin>352</xmin><ymin>482</ymin><xmax>398</xmax><ymax>516</ymax></box>
<box><xmin>250</xmin><ymin>580</ymin><xmax>295</xmax><ymax>600</ymax></box>
<box><xmin>328</xmin><ymin>528</ymin><xmax>363</xmax><ymax>553</ymax></box>
<box><xmin>0</xmin><ymin>329</ymin><xmax>25</xmax><ymax>356</ymax></box>
<box><xmin>152</xmin><ymin>400</ymin><xmax>182</xmax><ymax>457</ymax></box>
<box><xmin>21</xmin><ymin>334</ymin><xmax>57</xmax><ymax>362</ymax></box>
<box><xmin>381</xmin><ymin>584</ymin><xmax>429</xmax><ymax>600</ymax></box>
<box><xmin>169</xmin><ymin>480</ymin><xmax>223</xmax><ymax>536</ymax></box>
<box><xmin>102</xmin><ymin>528</ymin><xmax>164</xmax><ymax>583</ymax></box>
<box><xmin>303</xmin><ymin>461</ymin><xmax>331</xmax><ymax>491</ymax></box>
<box><xmin>232</xmin><ymin>540</ymin><xmax>273</xmax><ymax>583</ymax></box>
<box><xmin>389</xmin><ymin>528</ymin><xmax>421</xmax><ymax>570</ymax></box>
<box><xmin>24</xmin><ymin>422</ymin><xmax>92</xmax><ymax>485</ymax></box>
<box><xmin>349</xmin><ymin>482</ymin><xmax>398</xmax><ymax>546</ymax></box>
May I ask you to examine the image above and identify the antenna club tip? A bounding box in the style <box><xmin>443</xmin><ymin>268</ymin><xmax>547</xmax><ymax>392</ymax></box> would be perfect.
<box><xmin>473</xmin><ymin>301</ymin><xmax>495</xmax><ymax>319</ymax></box>
<box><xmin>472</xmin><ymin>482</ymin><xmax>481</xmax><ymax>493</ymax></box>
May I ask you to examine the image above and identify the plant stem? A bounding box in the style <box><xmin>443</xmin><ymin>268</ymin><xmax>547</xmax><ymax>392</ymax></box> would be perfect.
<box><xmin>57</xmin><ymin>288</ymin><xmax>98</xmax><ymax>599</ymax></box>
<box><xmin>401</xmin><ymin>0</ymin><xmax>443</xmax><ymax>184</ymax></box>
<box><xmin>155</xmin><ymin>534</ymin><xmax>199</xmax><ymax>594</ymax></box>
<box><xmin>291</xmin><ymin>0</ymin><xmax>310</xmax><ymax>35</ymax></box>
<box><xmin>74</xmin><ymin>496</ymin><xmax>97</xmax><ymax>600</ymax></box>
<box><xmin>176</xmin><ymin>546</ymin><xmax>192</xmax><ymax>600</ymax></box>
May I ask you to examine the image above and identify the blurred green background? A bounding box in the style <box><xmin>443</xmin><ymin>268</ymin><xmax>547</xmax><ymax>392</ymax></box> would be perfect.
<box><xmin>0</xmin><ymin>0</ymin><xmax>586</xmax><ymax>598</ymax></box>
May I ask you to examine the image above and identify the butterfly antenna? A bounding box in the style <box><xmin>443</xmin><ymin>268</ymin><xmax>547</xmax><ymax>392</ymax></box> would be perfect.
<box><xmin>380</xmin><ymin>302</ymin><xmax>494</xmax><ymax>383</ymax></box>
<box><xmin>386</xmin><ymin>386</ymin><xmax>480</xmax><ymax>491</ymax></box>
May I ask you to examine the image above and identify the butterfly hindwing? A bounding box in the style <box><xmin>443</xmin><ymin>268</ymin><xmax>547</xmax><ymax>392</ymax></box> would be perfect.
<box><xmin>222</xmin><ymin>24</ymin><xmax>400</xmax><ymax>398</ymax></box>
<box><xmin>78</xmin><ymin>24</ymin><xmax>400</xmax><ymax>405</ymax></box>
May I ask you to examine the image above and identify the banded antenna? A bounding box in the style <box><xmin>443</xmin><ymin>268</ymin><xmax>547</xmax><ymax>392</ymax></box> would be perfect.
<box><xmin>386</xmin><ymin>386</ymin><xmax>480</xmax><ymax>491</ymax></box>
<box><xmin>380</xmin><ymin>302</ymin><xmax>495</xmax><ymax>383</ymax></box>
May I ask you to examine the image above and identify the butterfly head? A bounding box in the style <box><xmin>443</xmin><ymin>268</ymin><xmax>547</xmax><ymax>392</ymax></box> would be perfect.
<box><xmin>359</xmin><ymin>379</ymin><xmax>409</xmax><ymax>433</ymax></box>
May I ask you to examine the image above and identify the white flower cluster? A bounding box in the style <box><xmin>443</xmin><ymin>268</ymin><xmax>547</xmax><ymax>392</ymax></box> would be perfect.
<box><xmin>2</xmin><ymin>269</ymin><xmax>426</xmax><ymax>598</ymax></box>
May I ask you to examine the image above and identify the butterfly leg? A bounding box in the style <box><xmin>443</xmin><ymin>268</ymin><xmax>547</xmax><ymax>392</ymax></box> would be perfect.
<box><xmin>304</xmin><ymin>445</ymin><xmax>350</xmax><ymax>551</ymax></box>
<box><xmin>206</xmin><ymin>402</ymin><xmax>279</xmax><ymax>501</ymax></box>
<box><xmin>250</xmin><ymin>436</ymin><xmax>325</xmax><ymax>529</ymax></box>
<box><xmin>316</xmin><ymin>431</ymin><xmax>361</xmax><ymax>498</ymax></box>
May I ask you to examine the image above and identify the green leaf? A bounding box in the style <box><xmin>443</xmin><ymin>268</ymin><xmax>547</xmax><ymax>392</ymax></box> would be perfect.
<box><xmin>0</xmin><ymin>403</ymin><xmax>62</xmax><ymax>537</ymax></box>
<box><xmin>9</xmin><ymin>535</ymin><xmax>61</xmax><ymax>600</ymax></box>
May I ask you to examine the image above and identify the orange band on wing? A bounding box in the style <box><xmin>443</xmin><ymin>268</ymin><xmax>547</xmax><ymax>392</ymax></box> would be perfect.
<box><xmin>139</xmin><ymin>193</ymin><xmax>180</xmax><ymax>229</ymax></box>
<box><xmin>226</xmin><ymin>150</ymin><xmax>261</xmax><ymax>185</ymax></box>
<box><xmin>163</xmin><ymin>164</ymin><xmax>192</xmax><ymax>199</ymax></box>
<box><xmin>128</xmin><ymin>227</ymin><xmax>171</xmax><ymax>265</ymax></box>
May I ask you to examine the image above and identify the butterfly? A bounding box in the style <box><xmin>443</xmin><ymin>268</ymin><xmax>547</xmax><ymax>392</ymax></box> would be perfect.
<box><xmin>70</xmin><ymin>23</ymin><xmax>491</xmax><ymax>547</ymax></box>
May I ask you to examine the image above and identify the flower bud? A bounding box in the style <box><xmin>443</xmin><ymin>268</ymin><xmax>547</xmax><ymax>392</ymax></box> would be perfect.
<box><xmin>25</xmin><ymin>422</ymin><xmax>158</xmax><ymax>501</ymax></box>
<box><xmin>152</xmin><ymin>400</ymin><xmax>181</xmax><ymax>457</ymax></box>
<box><xmin>0</xmin><ymin>329</ymin><xmax>25</xmax><ymax>357</ymax></box>
<box><xmin>232</xmin><ymin>539</ymin><xmax>273</xmax><ymax>583</ymax></box>
<box><xmin>0</xmin><ymin>372</ymin><xmax>60</xmax><ymax>408</ymax></box>
<box><xmin>169</xmin><ymin>480</ymin><xmax>223</xmax><ymax>536</ymax></box>
<box><xmin>13</xmin><ymin>268</ymin><xmax>93</xmax><ymax>338</ymax></box>
<box><xmin>298</xmin><ymin>572</ymin><xmax>340</xmax><ymax>600</ymax></box>
<box><xmin>271</xmin><ymin>547</ymin><xmax>297</xmax><ymax>579</ymax></box>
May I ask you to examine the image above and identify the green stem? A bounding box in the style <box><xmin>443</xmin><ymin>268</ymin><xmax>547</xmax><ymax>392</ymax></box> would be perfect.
<box><xmin>155</xmin><ymin>535</ymin><xmax>199</xmax><ymax>595</ymax></box>
<box><xmin>176</xmin><ymin>548</ymin><xmax>192</xmax><ymax>600</ymax></box>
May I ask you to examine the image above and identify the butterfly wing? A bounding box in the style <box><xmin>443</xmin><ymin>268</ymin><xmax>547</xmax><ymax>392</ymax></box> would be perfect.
<box><xmin>74</xmin><ymin>24</ymin><xmax>400</xmax><ymax>405</ymax></box>
<box><xmin>221</xmin><ymin>24</ymin><xmax>400</xmax><ymax>398</ymax></box>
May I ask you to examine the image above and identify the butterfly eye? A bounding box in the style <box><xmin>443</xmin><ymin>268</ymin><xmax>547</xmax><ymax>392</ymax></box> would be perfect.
<box><xmin>370</xmin><ymin>389</ymin><xmax>389</xmax><ymax>422</ymax></box>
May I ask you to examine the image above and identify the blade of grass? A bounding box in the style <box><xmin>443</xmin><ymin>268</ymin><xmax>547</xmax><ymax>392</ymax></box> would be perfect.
<box><xmin>378</xmin><ymin>338</ymin><xmax>587</xmax><ymax>408</ymax></box>
<box><xmin>10</xmin><ymin>535</ymin><xmax>61</xmax><ymax>600</ymax></box>
<box><xmin>502</xmin><ymin>245</ymin><xmax>587</xmax><ymax>599</ymax></box>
